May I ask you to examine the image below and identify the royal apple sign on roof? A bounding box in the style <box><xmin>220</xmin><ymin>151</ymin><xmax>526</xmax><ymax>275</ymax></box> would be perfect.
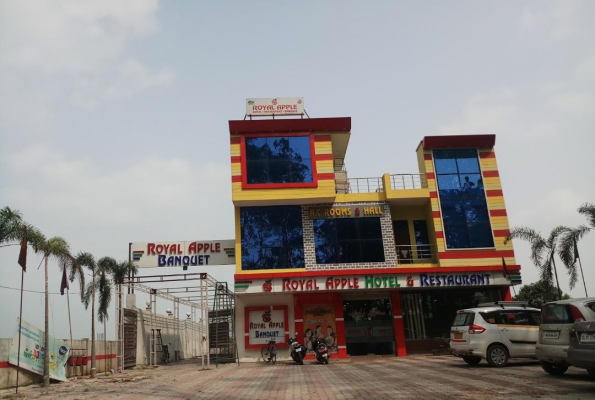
<box><xmin>246</xmin><ymin>98</ymin><xmax>304</xmax><ymax>116</ymax></box>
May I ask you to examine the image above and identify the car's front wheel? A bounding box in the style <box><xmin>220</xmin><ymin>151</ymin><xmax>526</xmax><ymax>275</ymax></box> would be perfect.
<box><xmin>540</xmin><ymin>362</ymin><xmax>568</xmax><ymax>375</ymax></box>
<box><xmin>486</xmin><ymin>344</ymin><xmax>508</xmax><ymax>367</ymax></box>
<box><xmin>462</xmin><ymin>356</ymin><xmax>482</xmax><ymax>365</ymax></box>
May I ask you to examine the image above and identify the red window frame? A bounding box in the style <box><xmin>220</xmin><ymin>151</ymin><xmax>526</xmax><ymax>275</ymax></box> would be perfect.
<box><xmin>244</xmin><ymin>305</ymin><xmax>289</xmax><ymax>349</ymax></box>
<box><xmin>240</xmin><ymin>132</ymin><xmax>319</xmax><ymax>189</ymax></box>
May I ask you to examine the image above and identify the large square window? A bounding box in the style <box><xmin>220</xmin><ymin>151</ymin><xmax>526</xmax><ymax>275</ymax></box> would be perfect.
<box><xmin>434</xmin><ymin>149</ymin><xmax>494</xmax><ymax>249</ymax></box>
<box><xmin>241</xmin><ymin>206</ymin><xmax>305</xmax><ymax>270</ymax></box>
<box><xmin>244</xmin><ymin>135</ymin><xmax>314</xmax><ymax>185</ymax></box>
<box><xmin>313</xmin><ymin>217</ymin><xmax>385</xmax><ymax>264</ymax></box>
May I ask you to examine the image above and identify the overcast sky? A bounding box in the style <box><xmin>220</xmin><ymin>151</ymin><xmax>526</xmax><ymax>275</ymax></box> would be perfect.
<box><xmin>1</xmin><ymin>0</ymin><xmax>594</xmax><ymax>340</ymax></box>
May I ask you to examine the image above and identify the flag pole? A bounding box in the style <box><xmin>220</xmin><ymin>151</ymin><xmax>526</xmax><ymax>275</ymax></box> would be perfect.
<box><xmin>67</xmin><ymin>289</ymin><xmax>73</xmax><ymax>350</ymax></box>
<box><xmin>15</xmin><ymin>269</ymin><xmax>24</xmax><ymax>394</ymax></box>
<box><xmin>577</xmin><ymin>257</ymin><xmax>588</xmax><ymax>297</ymax></box>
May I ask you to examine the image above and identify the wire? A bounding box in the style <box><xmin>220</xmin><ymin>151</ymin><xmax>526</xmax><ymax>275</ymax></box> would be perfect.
<box><xmin>0</xmin><ymin>284</ymin><xmax>80</xmax><ymax>295</ymax></box>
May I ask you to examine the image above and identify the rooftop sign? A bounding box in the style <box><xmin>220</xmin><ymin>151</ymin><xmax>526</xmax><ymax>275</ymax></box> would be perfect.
<box><xmin>130</xmin><ymin>240</ymin><xmax>235</xmax><ymax>268</ymax></box>
<box><xmin>246</xmin><ymin>98</ymin><xmax>304</xmax><ymax>116</ymax></box>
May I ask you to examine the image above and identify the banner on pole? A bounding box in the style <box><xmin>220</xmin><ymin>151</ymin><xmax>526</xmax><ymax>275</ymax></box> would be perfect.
<box><xmin>8</xmin><ymin>318</ymin><xmax>70</xmax><ymax>382</ymax></box>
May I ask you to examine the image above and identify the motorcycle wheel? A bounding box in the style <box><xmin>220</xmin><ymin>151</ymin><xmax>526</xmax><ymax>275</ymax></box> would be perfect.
<box><xmin>324</xmin><ymin>358</ymin><xmax>329</xmax><ymax>365</ymax></box>
<box><xmin>298</xmin><ymin>352</ymin><xmax>304</xmax><ymax>365</ymax></box>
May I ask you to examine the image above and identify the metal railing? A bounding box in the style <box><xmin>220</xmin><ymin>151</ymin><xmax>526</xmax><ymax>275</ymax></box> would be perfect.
<box><xmin>390</xmin><ymin>174</ymin><xmax>428</xmax><ymax>190</ymax></box>
<box><xmin>340</xmin><ymin>177</ymin><xmax>384</xmax><ymax>194</ymax></box>
<box><xmin>395</xmin><ymin>244</ymin><xmax>437</xmax><ymax>264</ymax></box>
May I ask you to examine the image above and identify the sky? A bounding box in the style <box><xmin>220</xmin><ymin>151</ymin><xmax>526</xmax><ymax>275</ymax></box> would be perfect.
<box><xmin>1</xmin><ymin>0</ymin><xmax>594</xmax><ymax>340</ymax></box>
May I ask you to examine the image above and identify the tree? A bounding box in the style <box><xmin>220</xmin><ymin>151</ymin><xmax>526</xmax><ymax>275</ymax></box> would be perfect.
<box><xmin>33</xmin><ymin>237</ymin><xmax>84</xmax><ymax>387</ymax></box>
<box><xmin>504</xmin><ymin>226</ymin><xmax>568</xmax><ymax>300</ymax></box>
<box><xmin>513</xmin><ymin>280</ymin><xmax>571</xmax><ymax>308</ymax></box>
<box><xmin>0</xmin><ymin>206</ymin><xmax>23</xmax><ymax>244</ymax></box>
<box><xmin>558</xmin><ymin>202</ymin><xmax>594</xmax><ymax>296</ymax></box>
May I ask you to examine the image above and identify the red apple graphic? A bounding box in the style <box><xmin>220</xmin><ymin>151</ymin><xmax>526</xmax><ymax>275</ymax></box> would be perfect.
<box><xmin>355</xmin><ymin>208</ymin><xmax>360</xmax><ymax>216</ymax></box>
<box><xmin>262</xmin><ymin>310</ymin><xmax>272</xmax><ymax>323</ymax></box>
<box><xmin>262</xmin><ymin>280</ymin><xmax>272</xmax><ymax>292</ymax></box>
<box><xmin>272</xmin><ymin>99</ymin><xmax>278</xmax><ymax>105</ymax></box>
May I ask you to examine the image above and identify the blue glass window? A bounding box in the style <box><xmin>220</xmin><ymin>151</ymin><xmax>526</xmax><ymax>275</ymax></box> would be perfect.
<box><xmin>314</xmin><ymin>218</ymin><xmax>385</xmax><ymax>264</ymax></box>
<box><xmin>245</xmin><ymin>136</ymin><xmax>313</xmax><ymax>184</ymax></box>
<box><xmin>240</xmin><ymin>206</ymin><xmax>305</xmax><ymax>270</ymax></box>
<box><xmin>433</xmin><ymin>149</ymin><xmax>494</xmax><ymax>249</ymax></box>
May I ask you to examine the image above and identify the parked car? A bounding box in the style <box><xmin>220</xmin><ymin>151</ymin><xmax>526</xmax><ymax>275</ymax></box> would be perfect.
<box><xmin>568</xmin><ymin>320</ymin><xmax>595</xmax><ymax>378</ymax></box>
<box><xmin>450</xmin><ymin>301</ymin><xmax>541</xmax><ymax>367</ymax></box>
<box><xmin>536</xmin><ymin>298</ymin><xmax>595</xmax><ymax>375</ymax></box>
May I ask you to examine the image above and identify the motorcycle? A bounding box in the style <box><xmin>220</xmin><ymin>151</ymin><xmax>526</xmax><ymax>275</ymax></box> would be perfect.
<box><xmin>287</xmin><ymin>333</ymin><xmax>307</xmax><ymax>365</ymax></box>
<box><xmin>311</xmin><ymin>338</ymin><xmax>330</xmax><ymax>364</ymax></box>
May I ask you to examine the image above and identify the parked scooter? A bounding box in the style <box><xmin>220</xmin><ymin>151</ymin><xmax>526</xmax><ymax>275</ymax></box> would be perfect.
<box><xmin>311</xmin><ymin>338</ymin><xmax>330</xmax><ymax>364</ymax></box>
<box><xmin>287</xmin><ymin>332</ymin><xmax>307</xmax><ymax>365</ymax></box>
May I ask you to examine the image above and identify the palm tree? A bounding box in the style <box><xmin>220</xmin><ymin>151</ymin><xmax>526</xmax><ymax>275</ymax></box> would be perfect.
<box><xmin>558</xmin><ymin>202</ymin><xmax>594</xmax><ymax>296</ymax></box>
<box><xmin>110</xmin><ymin>261</ymin><xmax>138</xmax><ymax>371</ymax></box>
<box><xmin>504</xmin><ymin>226</ymin><xmax>568</xmax><ymax>300</ymax></box>
<box><xmin>0</xmin><ymin>206</ymin><xmax>23</xmax><ymax>244</ymax></box>
<box><xmin>33</xmin><ymin>237</ymin><xmax>84</xmax><ymax>388</ymax></box>
<box><xmin>79</xmin><ymin>254</ymin><xmax>117</xmax><ymax>378</ymax></box>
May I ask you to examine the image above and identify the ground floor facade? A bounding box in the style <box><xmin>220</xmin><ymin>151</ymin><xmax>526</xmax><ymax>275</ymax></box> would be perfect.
<box><xmin>235</xmin><ymin>270</ymin><xmax>512</xmax><ymax>361</ymax></box>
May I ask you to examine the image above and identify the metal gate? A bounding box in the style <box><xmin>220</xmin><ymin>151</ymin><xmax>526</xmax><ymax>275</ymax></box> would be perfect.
<box><xmin>124</xmin><ymin>308</ymin><xmax>138</xmax><ymax>368</ymax></box>
<box><xmin>209</xmin><ymin>282</ymin><xmax>236</xmax><ymax>365</ymax></box>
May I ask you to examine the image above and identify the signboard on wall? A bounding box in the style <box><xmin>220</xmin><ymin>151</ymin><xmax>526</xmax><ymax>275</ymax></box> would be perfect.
<box><xmin>303</xmin><ymin>304</ymin><xmax>337</xmax><ymax>353</ymax></box>
<box><xmin>8</xmin><ymin>318</ymin><xmax>70</xmax><ymax>382</ymax></box>
<box><xmin>307</xmin><ymin>205</ymin><xmax>383</xmax><ymax>219</ymax></box>
<box><xmin>245</xmin><ymin>306</ymin><xmax>289</xmax><ymax>349</ymax></box>
<box><xmin>246</xmin><ymin>98</ymin><xmax>304</xmax><ymax>116</ymax></box>
<box><xmin>235</xmin><ymin>272</ymin><xmax>508</xmax><ymax>294</ymax></box>
<box><xmin>129</xmin><ymin>240</ymin><xmax>235</xmax><ymax>268</ymax></box>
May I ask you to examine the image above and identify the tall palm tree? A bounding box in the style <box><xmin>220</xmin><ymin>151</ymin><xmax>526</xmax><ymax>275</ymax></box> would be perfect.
<box><xmin>110</xmin><ymin>261</ymin><xmax>138</xmax><ymax>371</ymax></box>
<box><xmin>0</xmin><ymin>206</ymin><xmax>23</xmax><ymax>244</ymax></box>
<box><xmin>504</xmin><ymin>226</ymin><xmax>568</xmax><ymax>300</ymax></box>
<box><xmin>79</xmin><ymin>254</ymin><xmax>117</xmax><ymax>378</ymax></box>
<box><xmin>558</xmin><ymin>202</ymin><xmax>594</xmax><ymax>296</ymax></box>
<box><xmin>34</xmin><ymin>237</ymin><xmax>84</xmax><ymax>388</ymax></box>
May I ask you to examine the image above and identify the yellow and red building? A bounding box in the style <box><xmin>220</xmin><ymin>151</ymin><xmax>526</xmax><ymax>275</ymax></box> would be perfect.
<box><xmin>230</xmin><ymin>114</ymin><xmax>521</xmax><ymax>361</ymax></box>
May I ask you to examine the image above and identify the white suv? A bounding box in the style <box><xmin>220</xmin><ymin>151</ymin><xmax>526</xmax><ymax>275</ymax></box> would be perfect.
<box><xmin>450</xmin><ymin>301</ymin><xmax>541</xmax><ymax>367</ymax></box>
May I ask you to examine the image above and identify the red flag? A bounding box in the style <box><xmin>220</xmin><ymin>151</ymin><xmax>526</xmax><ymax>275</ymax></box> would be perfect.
<box><xmin>60</xmin><ymin>265</ymin><xmax>69</xmax><ymax>295</ymax></box>
<box><xmin>18</xmin><ymin>239</ymin><xmax>27</xmax><ymax>271</ymax></box>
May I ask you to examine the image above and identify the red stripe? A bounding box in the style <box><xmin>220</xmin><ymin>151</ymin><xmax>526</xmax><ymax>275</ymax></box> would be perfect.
<box><xmin>230</xmin><ymin>137</ymin><xmax>241</xmax><ymax>145</ymax></box>
<box><xmin>234</xmin><ymin>265</ymin><xmax>521</xmax><ymax>280</ymax></box>
<box><xmin>231</xmin><ymin>156</ymin><xmax>241</xmax><ymax>163</ymax></box>
<box><xmin>231</xmin><ymin>175</ymin><xmax>242</xmax><ymax>183</ymax></box>
<box><xmin>479</xmin><ymin>151</ymin><xmax>495</xmax><ymax>159</ymax></box>
<box><xmin>483</xmin><ymin>170</ymin><xmax>499</xmax><ymax>178</ymax></box>
<box><xmin>314</xmin><ymin>135</ymin><xmax>332</xmax><ymax>142</ymax></box>
<box><xmin>438</xmin><ymin>250</ymin><xmax>515</xmax><ymax>259</ymax></box>
<box><xmin>430</xmin><ymin>191</ymin><xmax>438</xmax><ymax>198</ymax></box>
<box><xmin>423</xmin><ymin>154</ymin><xmax>433</xmax><ymax>160</ymax></box>
<box><xmin>432</xmin><ymin>211</ymin><xmax>441</xmax><ymax>218</ymax></box>
<box><xmin>315</xmin><ymin>153</ymin><xmax>333</xmax><ymax>161</ymax></box>
<box><xmin>490</xmin><ymin>209</ymin><xmax>507</xmax><ymax>217</ymax></box>
<box><xmin>96</xmin><ymin>354</ymin><xmax>117</xmax><ymax>360</ymax></box>
<box><xmin>486</xmin><ymin>189</ymin><xmax>503</xmax><ymax>197</ymax></box>
<box><xmin>0</xmin><ymin>361</ymin><xmax>10</xmax><ymax>368</ymax></box>
<box><xmin>318</xmin><ymin>173</ymin><xmax>335</xmax><ymax>180</ymax></box>
<box><xmin>426</xmin><ymin>172</ymin><xmax>435</xmax><ymax>179</ymax></box>
<box><xmin>435</xmin><ymin>231</ymin><xmax>444</xmax><ymax>239</ymax></box>
<box><xmin>493</xmin><ymin>229</ymin><xmax>510</xmax><ymax>237</ymax></box>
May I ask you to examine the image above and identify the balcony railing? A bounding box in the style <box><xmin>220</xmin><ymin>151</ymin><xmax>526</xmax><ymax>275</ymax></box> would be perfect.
<box><xmin>390</xmin><ymin>174</ymin><xmax>428</xmax><ymax>190</ymax></box>
<box><xmin>340</xmin><ymin>177</ymin><xmax>383</xmax><ymax>194</ymax></box>
<box><xmin>395</xmin><ymin>244</ymin><xmax>437</xmax><ymax>264</ymax></box>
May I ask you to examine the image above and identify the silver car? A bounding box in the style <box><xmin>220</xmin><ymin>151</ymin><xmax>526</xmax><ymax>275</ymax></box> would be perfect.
<box><xmin>568</xmin><ymin>320</ymin><xmax>595</xmax><ymax>378</ymax></box>
<box><xmin>450</xmin><ymin>301</ymin><xmax>541</xmax><ymax>367</ymax></box>
<box><xmin>536</xmin><ymin>298</ymin><xmax>595</xmax><ymax>375</ymax></box>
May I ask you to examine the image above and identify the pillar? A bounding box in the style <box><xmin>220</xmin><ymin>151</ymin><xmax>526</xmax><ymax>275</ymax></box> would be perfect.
<box><xmin>390</xmin><ymin>291</ymin><xmax>407</xmax><ymax>357</ymax></box>
<box><xmin>334</xmin><ymin>293</ymin><xmax>347</xmax><ymax>359</ymax></box>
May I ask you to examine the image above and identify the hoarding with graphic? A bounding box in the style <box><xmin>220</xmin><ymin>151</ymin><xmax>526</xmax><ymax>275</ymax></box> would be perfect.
<box><xmin>8</xmin><ymin>318</ymin><xmax>70</xmax><ymax>382</ymax></box>
<box><xmin>129</xmin><ymin>240</ymin><xmax>235</xmax><ymax>268</ymax></box>
<box><xmin>246</xmin><ymin>98</ymin><xmax>304</xmax><ymax>116</ymax></box>
<box><xmin>244</xmin><ymin>306</ymin><xmax>289</xmax><ymax>349</ymax></box>
<box><xmin>303</xmin><ymin>304</ymin><xmax>337</xmax><ymax>353</ymax></box>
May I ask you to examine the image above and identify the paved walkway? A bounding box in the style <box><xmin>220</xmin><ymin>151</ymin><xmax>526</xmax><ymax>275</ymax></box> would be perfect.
<box><xmin>3</xmin><ymin>356</ymin><xmax>595</xmax><ymax>399</ymax></box>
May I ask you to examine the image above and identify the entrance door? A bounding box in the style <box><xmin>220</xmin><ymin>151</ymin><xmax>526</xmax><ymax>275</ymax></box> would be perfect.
<box><xmin>343</xmin><ymin>296</ymin><xmax>395</xmax><ymax>356</ymax></box>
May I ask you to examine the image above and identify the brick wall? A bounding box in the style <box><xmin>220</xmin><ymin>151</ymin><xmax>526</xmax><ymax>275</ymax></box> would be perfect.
<box><xmin>302</xmin><ymin>202</ymin><xmax>397</xmax><ymax>271</ymax></box>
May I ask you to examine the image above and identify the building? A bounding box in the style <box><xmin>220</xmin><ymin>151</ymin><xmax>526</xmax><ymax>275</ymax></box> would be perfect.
<box><xmin>229</xmin><ymin>111</ymin><xmax>521</xmax><ymax>361</ymax></box>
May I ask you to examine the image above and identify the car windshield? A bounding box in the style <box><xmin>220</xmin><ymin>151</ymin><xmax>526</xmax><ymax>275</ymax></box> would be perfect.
<box><xmin>541</xmin><ymin>304</ymin><xmax>572</xmax><ymax>324</ymax></box>
<box><xmin>452</xmin><ymin>312</ymin><xmax>474</xmax><ymax>326</ymax></box>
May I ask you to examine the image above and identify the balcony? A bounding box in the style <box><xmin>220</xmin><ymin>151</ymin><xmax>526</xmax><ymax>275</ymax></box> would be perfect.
<box><xmin>396</xmin><ymin>244</ymin><xmax>437</xmax><ymax>264</ymax></box>
<box><xmin>390</xmin><ymin>174</ymin><xmax>428</xmax><ymax>190</ymax></box>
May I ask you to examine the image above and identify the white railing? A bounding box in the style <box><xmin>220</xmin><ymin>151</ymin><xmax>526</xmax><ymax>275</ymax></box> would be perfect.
<box><xmin>390</xmin><ymin>174</ymin><xmax>428</xmax><ymax>190</ymax></box>
<box><xmin>341</xmin><ymin>177</ymin><xmax>384</xmax><ymax>194</ymax></box>
<box><xmin>395</xmin><ymin>244</ymin><xmax>436</xmax><ymax>264</ymax></box>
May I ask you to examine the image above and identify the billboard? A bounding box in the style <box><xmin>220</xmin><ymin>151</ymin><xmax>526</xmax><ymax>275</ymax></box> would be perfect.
<box><xmin>8</xmin><ymin>318</ymin><xmax>70</xmax><ymax>382</ymax></box>
<box><xmin>130</xmin><ymin>240</ymin><xmax>235</xmax><ymax>268</ymax></box>
<box><xmin>246</xmin><ymin>98</ymin><xmax>304</xmax><ymax>116</ymax></box>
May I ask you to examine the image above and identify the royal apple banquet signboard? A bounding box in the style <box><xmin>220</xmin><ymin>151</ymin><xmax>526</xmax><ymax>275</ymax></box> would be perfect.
<box><xmin>235</xmin><ymin>272</ymin><xmax>508</xmax><ymax>294</ymax></box>
<box><xmin>246</xmin><ymin>98</ymin><xmax>304</xmax><ymax>116</ymax></box>
<box><xmin>245</xmin><ymin>306</ymin><xmax>289</xmax><ymax>349</ymax></box>
<box><xmin>130</xmin><ymin>240</ymin><xmax>235</xmax><ymax>268</ymax></box>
